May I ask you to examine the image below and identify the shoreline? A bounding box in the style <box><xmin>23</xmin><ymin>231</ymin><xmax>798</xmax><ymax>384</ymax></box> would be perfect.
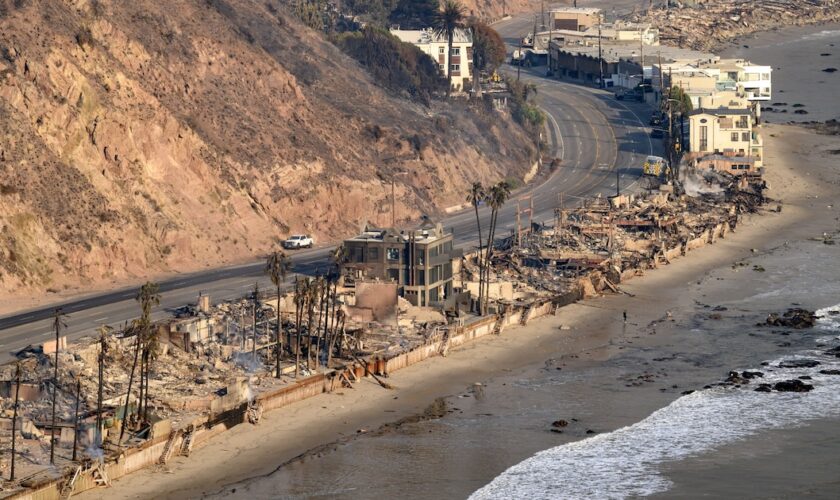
<box><xmin>78</xmin><ymin>122</ymin><xmax>840</xmax><ymax>500</ymax></box>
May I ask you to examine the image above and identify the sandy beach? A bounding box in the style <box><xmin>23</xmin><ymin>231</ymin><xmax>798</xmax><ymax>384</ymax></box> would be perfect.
<box><xmin>78</xmin><ymin>120</ymin><xmax>840</xmax><ymax>500</ymax></box>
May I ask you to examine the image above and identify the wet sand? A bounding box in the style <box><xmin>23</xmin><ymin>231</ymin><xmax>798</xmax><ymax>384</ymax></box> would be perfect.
<box><xmin>82</xmin><ymin>121</ymin><xmax>840</xmax><ymax>500</ymax></box>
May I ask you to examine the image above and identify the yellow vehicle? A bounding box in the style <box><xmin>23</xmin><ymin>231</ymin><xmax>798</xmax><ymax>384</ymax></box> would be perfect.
<box><xmin>643</xmin><ymin>155</ymin><xmax>670</xmax><ymax>178</ymax></box>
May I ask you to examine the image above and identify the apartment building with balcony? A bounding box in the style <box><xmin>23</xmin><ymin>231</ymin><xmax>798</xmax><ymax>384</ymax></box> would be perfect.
<box><xmin>687</xmin><ymin>107</ymin><xmax>763</xmax><ymax>175</ymax></box>
<box><xmin>342</xmin><ymin>222</ymin><xmax>458</xmax><ymax>307</ymax></box>
<box><xmin>391</xmin><ymin>28</ymin><xmax>473</xmax><ymax>92</ymax></box>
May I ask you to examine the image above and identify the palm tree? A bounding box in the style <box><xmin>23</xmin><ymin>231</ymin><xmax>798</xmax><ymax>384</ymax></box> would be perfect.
<box><xmin>293</xmin><ymin>277</ymin><xmax>306</xmax><ymax>377</ymax></box>
<box><xmin>433</xmin><ymin>0</ymin><xmax>466</xmax><ymax>97</ymax></box>
<box><xmin>120</xmin><ymin>282</ymin><xmax>159</xmax><ymax>445</ymax></box>
<box><xmin>330</xmin><ymin>245</ymin><xmax>348</xmax><ymax>275</ymax></box>
<box><xmin>466</xmin><ymin>182</ymin><xmax>486</xmax><ymax>314</ymax></box>
<box><xmin>266</xmin><ymin>251</ymin><xmax>292</xmax><ymax>378</ymax></box>
<box><xmin>483</xmin><ymin>181</ymin><xmax>512</xmax><ymax>313</ymax></box>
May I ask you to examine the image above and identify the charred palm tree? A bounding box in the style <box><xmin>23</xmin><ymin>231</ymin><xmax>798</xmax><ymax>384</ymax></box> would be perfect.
<box><xmin>119</xmin><ymin>282</ymin><xmax>160</xmax><ymax>445</ymax></box>
<box><xmin>433</xmin><ymin>0</ymin><xmax>466</xmax><ymax>97</ymax></box>
<box><xmin>265</xmin><ymin>251</ymin><xmax>292</xmax><ymax>378</ymax></box>
<box><xmin>306</xmin><ymin>278</ymin><xmax>319</xmax><ymax>370</ymax></box>
<box><xmin>293</xmin><ymin>277</ymin><xmax>306</xmax><ymax>377</ymax></box>
<box><xmin>467</xmin><ymin>182</ymin><xmax>486</xmax><ymax>314</ymax></box>
<box><xmin>483</xmin><ymin>181</ymin><xmax>512</xmax><ymax>313</ymax></box>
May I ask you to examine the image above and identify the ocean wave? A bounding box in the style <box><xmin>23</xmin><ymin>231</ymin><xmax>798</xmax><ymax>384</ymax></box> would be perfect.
<box><xmin>470</xmin><ymin>305</ymin><xmax>840</xmax><ymax>500</ymax></box>
<box><xmin>801</xmin><ymin>30</ymin><xmax>840</xmax><ymax>42</ymax></box>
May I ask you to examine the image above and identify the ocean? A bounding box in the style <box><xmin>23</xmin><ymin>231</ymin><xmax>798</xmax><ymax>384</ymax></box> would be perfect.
<box><xmin>471</xmin><ymin>306</ymin><xmax>840</xmax><ymax>499</ymax></box>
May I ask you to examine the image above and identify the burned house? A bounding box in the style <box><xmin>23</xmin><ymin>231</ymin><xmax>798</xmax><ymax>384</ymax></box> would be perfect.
<box><xmin>342</xmin><ymin>222</ymin><xmax>458</xmax><ymax>307</ymax></box>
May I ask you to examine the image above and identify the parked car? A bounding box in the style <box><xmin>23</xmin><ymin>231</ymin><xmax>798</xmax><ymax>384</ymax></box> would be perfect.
<box><xmin>283</xmin><ymin>234</ymin><xmax>314</xmax><ymax>249</ymax></box>
<box><xmin>649</xmin><ymin>114</ymin><xmax>662</xmax><ymax>127</ymax></box>
<box><xmin>614</xmin><ymin>89</ymin><xmax>627</xmax><ymax>100</ymax></box>
<box><xmin>650</xmin><ymin>128</ymin><xmax>665</xmax><ymax>139</ymax></box>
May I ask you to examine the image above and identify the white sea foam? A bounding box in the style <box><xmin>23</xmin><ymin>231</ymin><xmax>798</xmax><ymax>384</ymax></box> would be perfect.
<box><xmin>801</xmin><ymin>30</ymin><xmax>840</xmax><ymax>42</ymax></box>
<box><xmin>471</xmin><ymin>305</ymin><xmax>840</xmax><ymax>500</ymax></box>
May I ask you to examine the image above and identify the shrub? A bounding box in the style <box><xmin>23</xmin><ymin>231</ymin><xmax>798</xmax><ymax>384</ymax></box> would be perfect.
<box><xmin>332</xmin><ymin>26</ymin><xmax>444</xmax><ymax>105</ymax></box>
<box><xmin>76</xmin><ymin>28</ymin><xmax>94</xmax><ymax>48</ymax></box>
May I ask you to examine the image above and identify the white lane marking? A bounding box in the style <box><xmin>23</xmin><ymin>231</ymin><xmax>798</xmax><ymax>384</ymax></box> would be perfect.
<box><xmin>93</xmin><ymin>317</ymin><xmax>109</xmax><ymax>322</ymax></box>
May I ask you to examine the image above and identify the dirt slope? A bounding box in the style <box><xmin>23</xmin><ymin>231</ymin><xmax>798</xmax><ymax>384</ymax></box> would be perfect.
<box><xmin>0</xmin><ymin>0</ymin><xmax>534</xmax><ymax>302</ymax></box>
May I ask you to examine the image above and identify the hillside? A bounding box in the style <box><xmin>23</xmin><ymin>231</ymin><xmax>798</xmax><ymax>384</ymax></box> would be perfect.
<box><xmin>0</xmin><ymin>0</ymin><xmax>535</xmax><ymax>306</ymax></box>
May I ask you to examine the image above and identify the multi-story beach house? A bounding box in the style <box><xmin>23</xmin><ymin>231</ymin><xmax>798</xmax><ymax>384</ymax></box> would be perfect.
<box><xmin>391</xmin><ymin>28</ymin><xmax>473</xmax><ymax>92</ymax></box>
<box><xmin>342</xmin><ymin>221</ymin><xmax>458</xmax><ymax>307</ymax></box>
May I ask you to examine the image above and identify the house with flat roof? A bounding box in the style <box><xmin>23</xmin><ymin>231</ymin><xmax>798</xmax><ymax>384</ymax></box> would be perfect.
<box><xmin>390</xmin><ymin>28</ymin><xmax>473</xmax><ymax>92</ymax></box>
<box><xmin>549</xmin><ymin>7</ymin><xmax>602</xmax><ymax>31</ymax></box>
<box><xmin>342</xmin><ymin>221</ymin><xmax>458</xmax><ymax>307</ymax></box>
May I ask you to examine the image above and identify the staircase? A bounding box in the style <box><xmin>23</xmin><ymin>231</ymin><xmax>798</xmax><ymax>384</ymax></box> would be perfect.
<box><xmin>180</xmin><ymin>429</ymin><xmax>195</xmax><ymax>457</ymax></box>
<box><xmin>520</xmin><ymin>304</ymin><xmax>534</xmax><ymax>326</ymax></box>
<box><xmin>59</xmin><ymin>466</ymin><xmax>82</xmax><ymax>499</ymax></box>
<box><xmin>91</xmin><ymin>461</ymin><xmax>111</xmax><ymax>488</ymax></box>
<box><xmin>159</xmin><ymin>430</ymin><xmax>180</xmax><ymax>464</ymax></box>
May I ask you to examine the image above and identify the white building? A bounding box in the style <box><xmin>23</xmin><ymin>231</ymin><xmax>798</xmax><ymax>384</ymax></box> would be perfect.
<box><xmin>390</xmin><ymin>28</ymin><xmax>473</xmax><ymax>92</ymax></box>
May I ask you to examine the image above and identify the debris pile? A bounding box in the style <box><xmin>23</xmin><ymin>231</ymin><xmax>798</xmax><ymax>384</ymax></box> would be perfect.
<box><xmin>629</xmin><ymin>1</ymin><xmax>840</xmax><ymax>51</ymax></box>
<box><xmin>463</xmin><ymin>171</ymin><xmax>767</xmax><ymax>303</ymax></box>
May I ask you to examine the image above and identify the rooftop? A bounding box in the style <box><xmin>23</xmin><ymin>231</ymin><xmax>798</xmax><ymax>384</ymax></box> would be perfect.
<box><xmin>346</xmin><ymin>222</ymin><xmax>451</xmax><ymax>245</ymax></box>
<box><xmin>552</xmin><ymin>41</ymin><xmax>715</xmax><ymax>65</ymax></box>
<box><xmin>549</xmin><ymin>7</ymin><xmax>602</xmax><ymax>15</ymax></box>
<box><xmin>390</xmin><ymin>27</ymin><xmax>472</xmax><ymax>45</ymax></box>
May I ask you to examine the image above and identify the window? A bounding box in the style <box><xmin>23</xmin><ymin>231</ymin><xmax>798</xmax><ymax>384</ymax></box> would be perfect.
<box><xmin>439</xmin><ymin>47</ymin><xmax>445</xmax><ymax>54</ymax></box>
<box><xmin>350</xmin><ymin>247</ymin><xmax>364</xmax><ymax>263</ymax></box>
<box><xmin>387</xmin><ymin>268</ymin><xmax>400</xmax><ymax>282</ymax></box>
<box><xmin>699</xmin><ymin>126</ymin><xmax>708</xmax><ymax>152</ymax></box>
<box><xmin>736</xmin><ymin>116</ymin><xmax>748</xmax><ymax>128</ymax></box>
<box><xmin>387</xmin><ymin>248</ymin><xmax>400</xmax><ymax>261</ymax></box>
<box><xmin>731</xmin><ymin>132</ymin><xmax>739</xmax><ymax>142</ymax></box>
<box><xmin>742</xmin><ymin>132</ymin><xmax>750</xmax><ymax>142</ymax></box>
<box><xmin>451</xmin><ymin>47</ymin><xmax>460</xmax><ymax>56</ymax></box>
<box><xmin>450</xmin><ymin>64</ymin><xmax>460</xmax><ymax>72</ymax></box>
<box><xmin>438</xmin><ymin>64</ymin><xmax>445</xmax><ymax>72</ymax></box>
<box><xmin>368</xmin><ymin>247</ymin><xmax>379</xmax><ymax>260</ymax></box>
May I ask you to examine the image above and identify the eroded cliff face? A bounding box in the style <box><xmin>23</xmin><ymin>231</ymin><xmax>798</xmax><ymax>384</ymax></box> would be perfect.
<box><xmin>461</xmin><ymin>0</ymin><xmax>541</xmax><ymax>19</ymax></box>
<box><xmin>0</xmin><ymin>0</ymin><xmax>534</xmax><ymax>301</ymax></box>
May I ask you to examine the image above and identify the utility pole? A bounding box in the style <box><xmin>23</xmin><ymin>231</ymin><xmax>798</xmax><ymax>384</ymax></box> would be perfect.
<box><xmin>391</xmin><ymin>176</ymin><xmax>396</xmax><ymax>228</ymax></box>
<box><xmin>616</xmin><ymin>168</ymin><xmax>621</xmax><ymax>197</ymax></box>
<box><xmin>598</xmin><ymin>18</ymin><xmax>604</xmax><ymax>88</ymax></box>
<box><xmin>72</xmin><ymin>378</ymin><xmax>81</xmax><ymax>461</ymax></box>
<box><xmin>252</xmin><ymin>282</ymin><xmax>259</xmax><ymax>363</ymax></box>
<box><xmin>96</xmin><ymin>331</ymin><xmax>105</xmax><ymax>448</ymax></box>
<box><xmin>540</xmin><ymin>0</ymin><xmax>545</xmax><ymax>30</ymax></box>
<box><xmin>49</xmin><ymin>308</ymin><xmax>65</xmax><ymax>465</ymax></box>
<box><xmin>547</xmin><ymin>16</ymin><xmax>553</xmax><ymax>77</ymax></box>
<box><xmin>640</xmin><ymin>27</ymin><xmax>645</xmax><ymax>88</ymax></box>
<box><xmin>10</xmin><ymin>362</ymin><xmax>20</xmax><ymax>481</ymax></box>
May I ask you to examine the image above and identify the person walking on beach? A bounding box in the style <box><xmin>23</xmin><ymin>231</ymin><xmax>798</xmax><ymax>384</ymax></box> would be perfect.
<box><xmin>623</xmin><ymin>310</ymin><xmax>627</xmax><ymax>324</ymax></box>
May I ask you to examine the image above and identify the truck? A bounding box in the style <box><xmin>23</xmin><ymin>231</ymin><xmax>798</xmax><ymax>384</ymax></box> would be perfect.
<box><xmin>643</xmin><ymin>155</ymin><xmax>670</xmax><ymax>178</ymax></box>
<box><xmin>283</xmin><ymin>234</ymin><xmax>314</xmax><ymax>249</ymax></box>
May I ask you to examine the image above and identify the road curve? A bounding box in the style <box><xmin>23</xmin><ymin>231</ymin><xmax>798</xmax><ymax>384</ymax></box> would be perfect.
<box><xmin>0</xmin><ymin>14</ymin><xmax>660</xmax><ymax>362</ymax></box>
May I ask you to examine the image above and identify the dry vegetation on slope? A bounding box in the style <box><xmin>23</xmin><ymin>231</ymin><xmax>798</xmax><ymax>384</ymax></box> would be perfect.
<box><xmin>0</xmin><ymin>0</ymin><xmax>534</xmax><ymax>300</ymax></box>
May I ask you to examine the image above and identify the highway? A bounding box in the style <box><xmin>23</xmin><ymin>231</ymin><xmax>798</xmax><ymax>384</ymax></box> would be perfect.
<box><xmin>0</xmin><ymin>10</ymin><xmax>660</xmax><ymax>362</ymax></box>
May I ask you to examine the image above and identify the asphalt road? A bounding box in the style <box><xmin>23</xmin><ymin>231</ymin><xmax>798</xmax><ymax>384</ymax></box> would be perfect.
<box><xmin>0</xmin><ymin>10</ymin><xmax>661</xmax><ymax>362</ymax></box>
